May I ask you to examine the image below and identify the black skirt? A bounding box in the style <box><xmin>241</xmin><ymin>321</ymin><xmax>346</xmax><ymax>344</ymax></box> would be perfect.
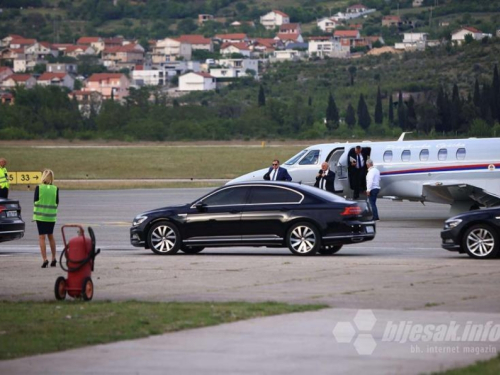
<box><xmin>36</xmin><ymin>221</ymin><xmax>56</xmax><ymax>235</ymax></box>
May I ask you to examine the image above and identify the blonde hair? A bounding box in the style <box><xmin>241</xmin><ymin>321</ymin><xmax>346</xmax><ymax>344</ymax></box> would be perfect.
<box><xmin>41</xmin><ymin>169</ymin><xmax>54</xmax><ymax>185</ymax></box>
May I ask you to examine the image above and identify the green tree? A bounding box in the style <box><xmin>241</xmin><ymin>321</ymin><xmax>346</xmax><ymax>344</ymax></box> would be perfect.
<box><xmin>325</xmin><ymin>92</ymin><xmax>339</xmax><ymax>131</ymax></box>
<box><xmin>258</xmin><ymin>85</ymin><xmax>266</xmax><ymax>107</ymax></box>
<box><xmin>345</xmin><ymin>103</ymin><xmax>356</xmax><ymax>129</ymax></box>
<box><xmin>397</xmin><ymin>90</ymin><xmax>406</xmax><ymax>130</ymax></box>
<box><xmin>388</xmin><ymin>93</ymin><xmax>394</xmax><ymax>124</ymax></box>
<box><xmin>357</xmin><ymin>94</ymin><xmax>371</xmax><ymax>130</ymax></box>
<box><xmin>407</xmin><ymin>95</ymin><xmax>417</xmax><ymax>131</ymax></box>
<box><xmin>374</xmin><ymin>86</ymin><xmax>383</xmax><ymax>124</ymax></box>
<box><xmin>348</xmin><ymin>65</ymin><xmax>357</xmax><ymax>86</ymax></box>
<box><xmin>492</xmin><ymin>64</ymin><xmax>500</xmax><ymax>123</ymax></box>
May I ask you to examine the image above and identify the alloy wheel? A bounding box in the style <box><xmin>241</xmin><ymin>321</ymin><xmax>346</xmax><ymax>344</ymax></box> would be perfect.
<box><xmin>151</xmin><ymin>225</ymin><xmax>178</xmax><ymax>253</ymax></box>
<box><xmin>289</xmin><ymin>225</ymin><xmax>317</xmax><ymax>254</ymax></box>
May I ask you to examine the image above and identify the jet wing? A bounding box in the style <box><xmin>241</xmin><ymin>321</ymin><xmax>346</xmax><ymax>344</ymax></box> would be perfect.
<box><xmin>422</xmin><ymin>182</ymin><xmax>500</xmax><ymax>207</ymax></box>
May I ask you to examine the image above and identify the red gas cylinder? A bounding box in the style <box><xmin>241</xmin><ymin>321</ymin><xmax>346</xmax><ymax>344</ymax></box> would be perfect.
<box><xmin>54</xmin><ymin>225</ymin><xmax>100</xmax><ymax>301</ymax></box>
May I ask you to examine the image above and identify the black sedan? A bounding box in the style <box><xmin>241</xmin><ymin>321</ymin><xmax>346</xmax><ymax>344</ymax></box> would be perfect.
<box><xmin>130</xmin><ymin>182</ymin><xmax>376</xmax><ymax>256</ymax></box>
<box><xmin>441</xmin><ymin>207</ymin><xmax>500</xmax><ymax>259</ymax></box>
<box><xmin>0</xmin><ymin>198</ymin><xmax>25</xmax><ymax>243</ymax></box>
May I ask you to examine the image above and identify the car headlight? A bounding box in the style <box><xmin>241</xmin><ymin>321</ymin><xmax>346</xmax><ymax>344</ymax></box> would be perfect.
<box><xmin>133</xmin><ymin>215</ymin><xmax>148</xmax><ymax>227</ymax></box>
<box><xmin>444</xmin><ymin>219</ymin><xmax>462</xmax><ymax>229</ymax></box>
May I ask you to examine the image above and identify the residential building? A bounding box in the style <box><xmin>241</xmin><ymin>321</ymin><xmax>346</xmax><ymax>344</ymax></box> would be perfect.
<box><xmin>102</xmin><ymin>43</ymin><xmax>145</xmax><ymax>68</ymax></box>
<box><xmin>346</xmin><ymin>4</ymin><xmax>369</xmax><ymax>13</ymax></box>
<box><xmin>382</xmin><ymin>15</ymin><xmax>402</xmax><ymax>27</ymax></box>
<box><xmin>275</xmin><ymin>33</ymin><xmax>304</xmax><ymax>45</ymax></box>
<box><xmin>220</xmin><ymin>42</ymin><xmax>251</xmax><ymax>57</ymax></box>
<box><xmin>250</xmin><ymin>38</ymin><xmax>278</xmax><ymax>56</ymax></box>
<box><xmin>0</xmin><ymin>34</ymin><xmax>23</xmax><ymax>48</ymax></box>
<box><xmin>152</xmin><ymin>37</ymin><xmax>192</xmax><ymax>63</ymax></box>
<box><xmin>9</xmin><ymin>38</ymin><xmax>37</xmax><ymax>49</ymax></box>
<box><xmin>86</xmin><ymin>73</ymin><xmax>130</xmax><ymax>100</ymax></box>
<box><xmin>178</xmin><ymin>35</ymin><xmax>213</xmax><ymax>52</ymax></box>
<box><xmin>212</xmin><ymin>58</ymin><xmax>258</xmax><ymax>77</ymax></box>
<box><xmin>132</xmin><ymin>67</ymin><xmax>168</xmax><ymax>86</ymax></box>
<box><xmin>0</xmin><ymin>74</ymin><xmax>36</xmax><ymax>89</ymax></box>
<box><xmin>103</xmin><ymin>37</ymin><xmax>125</xmax><ymax>49</ymax></box>
<box><xmin>178</xmin><ymin>72</ymin><xmax>216</xmax><ymax>91</ymax></box>
<box><xmin>47</xmin><ymin>63</ymin><xmax>78</xmax><ymax>74</ymax></box>
<box><xmin>37</xmin><ymin>72</ymin><xmax>75</xmax><ymax>90</ymax></box>
<box><xmin>24</xmin><ymin>42</ymin><xmax>57</xmax><ymax>60</ymax></box>
<box><xmin>260</xmin><ymin>10</ymin><xmax>290</xmax><ymax>29</ymax></box>
<box><xmin>13</xmin><ymin>57</ymin><xmax>27</xmax><ymax>73</ymax></box>
<box><xmin>0</xmin><ymin>92</ymin><xmax>14</xmax><ymax>105</ymax></box>
<box><xmin>317</xmin><ymin>17</ymin><xmax>339</xmax><ymax>33</ymax></box>
<box><xmin>271</xmin><ymin>49</ymin><xmax>304</xmax><ymax>62</ymax></box>
<box><xmin>198</xmin><ymin>14</ymin><xmax>214</xmax><ymax>25</ymax></box>
<box><xmin>63</xmin><ymin>45</ymin><xmax>96</xmax><ymax>58</ymax></box>
<box><xmin>395</xmin><ymin>32</ymin><xmax>428</xmax><ymax>50</ymax></box>
<box><xmin>334</xmin><ymin>30</ymin><xmax>361</xmax><ymax>47</ymax></box>
<box><xmin>0</xmin><ymin>66</ymin><xmax>13</xmax><ymax>82</ymax></box>
<box><xmin>451</xmin><ymin>26</ymin><xmax>484</xmax><ymax>45</ymax></box>
<box><xmin>308</xmin><ymin>38</ymin><xmax>350</xmax><ymax>58</ymax></box>
<box><xmin>76</xmin><ymin>37</ymin><xmax>105</xmax><ymax>53</ymax></box>
<box><xmin>214</xmin><ymin>33</ymin><xmax>248</xmax><ymax>44</ymax></box>
<box><xmin>412</xmin><ymin>0</ymin><xmax>424</xmax><ymax>7</ymax></box>
<box><xmin>70</xmin><ymin>90</ymin><xmax>103</xmax><ymax>117</ymax></box>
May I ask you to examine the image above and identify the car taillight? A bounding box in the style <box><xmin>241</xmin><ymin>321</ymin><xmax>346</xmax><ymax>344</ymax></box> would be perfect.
<box><xmin>0</xmin><ymin>206</ymin><xmax>5</xmax><ymax>213</ymax></box>
<box><xmin>340</xmin><ymin>205</ymin><xmax>362</xmax><ymax>216</ymax></box>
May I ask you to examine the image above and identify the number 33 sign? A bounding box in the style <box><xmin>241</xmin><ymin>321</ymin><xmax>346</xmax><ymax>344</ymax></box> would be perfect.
<box><xmin>7</xmin><ymin>172</ymin><xmax>42</xmax><ymax>184</ymax></box>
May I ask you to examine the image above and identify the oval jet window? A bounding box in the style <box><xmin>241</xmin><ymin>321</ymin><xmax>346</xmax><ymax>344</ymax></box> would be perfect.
<box><xmin>438</xmin><ymin>149</ymin><xmax>447</xmax><ymax>161</ymax></box>
<box><xmin>401</xmin><ymin>150</ymin><xmax>411</xmax><ymax>162</ymax></box>
<box><xmin>456</xmin><ymin>148</ymin><xmax>466</xmax><ymax>160</ymax></box>
<box><xmin>383</xmin><ymin>150</ymin><xmax>393</xmax><ymax>162</ymax></box>
<box><xmin>419</xmin><ymin>149</ymin><xmax>429</xmax><ymax>161</ymax></box>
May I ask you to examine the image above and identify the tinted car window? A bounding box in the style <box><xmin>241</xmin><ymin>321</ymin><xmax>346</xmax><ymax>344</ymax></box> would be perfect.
<box><xmin>202</xmin><ymin>187</ymin><xmax>249</xmax><ymax>206</ymax></box>
<box><xmin>299</xmin><ymin>150</ymin><xmax>320</xmax><ymax>165</ymax></box>
<box><xmin>249</xmin><ymin>186</ymin><xmax>303</xmax><ymax>204</ymax></box>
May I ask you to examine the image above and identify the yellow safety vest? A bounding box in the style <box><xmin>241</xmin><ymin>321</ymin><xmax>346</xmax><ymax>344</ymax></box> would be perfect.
<box><xmin>33</xmin><ymin>184</ymin><xmax>58</xmax><ymax>222</ymax></box>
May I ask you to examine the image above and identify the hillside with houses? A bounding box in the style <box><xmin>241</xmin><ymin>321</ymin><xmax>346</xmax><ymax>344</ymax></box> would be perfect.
<box><xmin>0</xmin><ymin>0</ymin><xmax>500</xmax><ymax>140</ymax></box>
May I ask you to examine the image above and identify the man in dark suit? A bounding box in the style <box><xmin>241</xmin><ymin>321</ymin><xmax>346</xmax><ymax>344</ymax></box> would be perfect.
<box><xmin>263</xmin><ymin>159</ymin><xmax>292</xmax><ymax>181</ymax></box>
<box><xmin>348</xmin><ymin>145</ymin><xmax>368</xmax><ymax>199</ymax></box>
<box><xmin>314</xmin><ymin>162</ymin><xmax>335</xmax><ymax>193</ymax></box>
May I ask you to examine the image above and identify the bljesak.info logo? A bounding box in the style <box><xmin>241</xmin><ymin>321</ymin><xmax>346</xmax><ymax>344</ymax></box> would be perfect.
<box><xmin>332</xmin><ymin>310</ymin><xmax>500</xmax><ymax>356</ymax></box>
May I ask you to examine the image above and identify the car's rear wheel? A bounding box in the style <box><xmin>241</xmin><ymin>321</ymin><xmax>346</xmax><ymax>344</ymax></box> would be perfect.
<box><xmin>181</xmin><ymin>245</ymin><xmax>205</xmax><ymax>254</ymax></box>
<box><xmin>462</xmin><ymin>224</ymin><xmax>499</xmax><ymax>259</ymax></box>
<box><xmin>148</xmin><ymin>221</ymin><xmax>181</xmax><ymax>255</ymax></box>
<box><xmin>318</xmin><ymin>245</ymin><xmax>343</xmax><ymax>255</ymax></box>
<box><xmin>286</xmin><ymin>222</ymin><xmax>320</xmax><ymax>256</ymax></box>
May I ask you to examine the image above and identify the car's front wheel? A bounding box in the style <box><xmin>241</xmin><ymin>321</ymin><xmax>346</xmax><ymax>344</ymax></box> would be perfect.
<box><xmin>462</xmin><ymin>224</ymin><xmax>499</xmax><ymax>259</ymax></box>
<box><xmin>318</xmin><ymin>245</ymin><xmax>343</xmax><ymax>255</ymax></box>
<box><xmin>148</xmin><ymin>221</ymin><xmax>181</xmax><ymax>255</ymax></box>
<box><xmin>286</xmin><ymin>222</ymin><xmax>320</xmax><ymax>256</ymax></box>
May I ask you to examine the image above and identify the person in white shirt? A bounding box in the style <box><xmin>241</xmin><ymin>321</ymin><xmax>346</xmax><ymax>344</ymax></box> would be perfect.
<box><xmin>365</xmin><ymin>159</ymin><xmax>381</xmax><ymax>221</ymax></box>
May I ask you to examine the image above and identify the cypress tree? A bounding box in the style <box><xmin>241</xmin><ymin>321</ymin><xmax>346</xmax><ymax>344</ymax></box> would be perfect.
<box><xmin>325</xmin><ymin>92</ymin><xmax>339</xmax><ymax>130</ymax></box>
<box><xmin>407</xmin><ymin>95</ymin><xmax>417</xmax><ymax>131</ymax></box>
<box><xmin>374</xmin><ymin>86</ymin><xmax>383</xmax><ymax>124</ymax></box>
<box><xmin>357</xmin><ymin>94</ymin><xmax>371</xmax><ymax>130</ymax></box>
<box><xmin>492</xmin><ymin>64</ymin><xmax>500</xmax><ymax>122</ymax></box>
<box><xmin>346</xmin><ymin>103</ymin><xmax>356</xmax><ymax>128</ymax></box>
<box><xmin>480</xmin><ymin>83</ymin><xmax>493</xmax><ymax>124</ymax></box>
<box><xmin>473</xmin><ymin>78</ymin><xmax>481</xmax><ymax>109</ymax></box>
<box><xmin>258</xmin><ymin>85</ymin><xmax>266</xmax><ymax>107</ymax></box>
<box><xmin>450</xmin><ymin>84</ymin><xmax>461</xmax><ymax>132</ymax></box>
<box><xmin>397</xmin><ymin>90</ymin><xmax>407</xmax><ymax>130</ymax></box>
<box><xmin>388</xmin><ymin>93</ymin><xmax>394</xmax><ymax>124</ymax></box>
<box><xmin>436</xmin><ymin>86</ymin><xmax>446</xmax><ymax>133</ymax></box>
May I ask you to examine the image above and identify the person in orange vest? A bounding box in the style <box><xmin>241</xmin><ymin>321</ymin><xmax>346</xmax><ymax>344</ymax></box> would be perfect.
<box><xmin>33</xmin><ymin>169</ymin><xmax>59</xmax><ymax>268</ymax></box>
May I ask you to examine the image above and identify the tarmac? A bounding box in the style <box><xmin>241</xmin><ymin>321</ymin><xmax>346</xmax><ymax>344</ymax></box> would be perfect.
<box><xmin>1</xmin><ymin>189</ymin><xmax>500</xmax><ymax>374</ymax></box>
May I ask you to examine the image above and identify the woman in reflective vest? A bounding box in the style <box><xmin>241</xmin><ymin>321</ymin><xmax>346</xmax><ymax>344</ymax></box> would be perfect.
<box><xmin>0</xmin><ymin>158</ymin><xmax>9</xmax><ymax>199</ymax></box>
<box><xmin>33</xmin><ymin>169</ymin><xmax>59</xmax><ymax>268</ymax></box>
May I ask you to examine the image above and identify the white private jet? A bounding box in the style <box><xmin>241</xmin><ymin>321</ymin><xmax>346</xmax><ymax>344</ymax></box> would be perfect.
<box><xmin>229</xmin><ymin>133</ymin><xmax>500</xmax><ymax>214</ymax></box>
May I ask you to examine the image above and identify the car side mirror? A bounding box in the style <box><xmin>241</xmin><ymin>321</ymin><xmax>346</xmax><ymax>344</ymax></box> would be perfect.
<box><xmin>195</xmin><ymin>202</ymin><xmax>207</xmax><ymax>211</ymax></box>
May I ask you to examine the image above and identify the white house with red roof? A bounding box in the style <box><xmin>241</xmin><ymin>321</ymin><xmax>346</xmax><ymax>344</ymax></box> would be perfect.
<box><xmin>334</xmin><ymin>29</ymin><xmax>361</xmax><ymax>47</ymax></box>
<box><xmin>451</xmin><ymin>26</ymin><xmax>485</xmax><ymax>44</ymax></box>
<box><xmin>250</xmin><ymin>38</ymin><xmax>278</xmax><ymax>56</ymax></box>
<box><xmin>153</xmin><ymin>37</ymin><xmax>192</xmax><ymax>63</ymax></box>
<box><xmin>178</xmin><ymin>35</ymin><xmax>213</xmax><ymax>52</ymax></box>
<box><xmin>63</xmin><ymin>45</ymin><xmax>97</xmax><ymax>58</ymax></box>
<box><xmin>382</xmin><ymin>15</ymin><xmax>402</xmax><ymax>27</ymax></box>
<box><xmin>37</xmin><ymin>72</ymin><xmax>75</xmax><ymax>90</ymax></box>
<box><xmin>209</xmin><ymin>58</ymin><xmax>258</xmax><ymax>79</ymax></box>
<box><xmin>317</xmin><ymin>17</ymin><xmax>339</xmax><ymax>32</ymax></box>
<box><xmin>178</xmin><ymin>72</ymin><xmax>216</xmax><ymax>91</ymax></box>
<box><xmin>220</xmin><ymin>42</ymin><xmax>251</xmax><ymax>57</ymax></box>
<box><xmin>25</xmin><ymin>42</ymin><xmax>58</xmax><ymax>60</ymax></box>
<box><xmin>214</xmin><ymin>33</ymin><xmax>248</xmax><ymax>44</ymax></box>
<box><xmin>0</xmin><ymin>34</ymin><xmax>24</xmax><ymax>48</ymax></box>
<box><xmin>76</xmin><ymin>37</ymin><xmax>105</xmax><ymax>53</ymax></box>
<box><xmin>0</xmin><ymin>73</ymin><xmax>36</xmax><ymax>89</ymax></box>
<box><xmin>85</xmin><ymin>73</ymin><xmax>130</xmax><ymax>100</ymax></box>
<box><xmin>102</xmin><ymin>43</ymin><xmax>145</xmax><ymax>68</ymax></box>
<box><xmin>260</xmin><ymin>10</ymin><xmax>290</xmax><ymax>29</ymax></box>
<box><xmin>9</xmin><ymin>38</ymin><xmax>37</xmax><ymax>49</ymax></box>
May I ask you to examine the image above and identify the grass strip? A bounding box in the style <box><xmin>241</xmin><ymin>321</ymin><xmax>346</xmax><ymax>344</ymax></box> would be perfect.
<box><xmin>0</xmin><ymin>300</ymin><xmax>326</xmax><ymax>360</ymax></box>
<box><xmin>433</xmin><ymin>354</ymin><xmax>500</xmax><ymax>374</ymax></box>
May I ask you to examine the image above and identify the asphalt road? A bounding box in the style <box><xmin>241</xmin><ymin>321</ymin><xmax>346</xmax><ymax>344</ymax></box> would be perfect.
<box><xmin>1</xmin><ymin>188</ymin><xmax>500</xmax><ymax>375</ymax></box>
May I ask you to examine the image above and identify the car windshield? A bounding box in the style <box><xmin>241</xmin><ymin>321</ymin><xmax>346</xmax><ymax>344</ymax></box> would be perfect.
<box><xmin>284</xmin><ymin>149</ymin><xmax>308</xmax><ymax>165</ymax></box>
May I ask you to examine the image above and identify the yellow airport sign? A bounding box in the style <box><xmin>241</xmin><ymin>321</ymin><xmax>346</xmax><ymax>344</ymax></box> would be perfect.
<box><xmin>9</xmin><ymin>172</ymin><xmax>42</xmax><ymax>185</ymax></box>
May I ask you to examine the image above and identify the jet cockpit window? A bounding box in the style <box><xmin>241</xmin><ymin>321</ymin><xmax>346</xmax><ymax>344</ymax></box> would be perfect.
<box><xmin>299</xmin><ymin>150</ymin><xmax>320</xmax><ymax>165</ymax></box>
<box><xmin>456</xmin><ymin>148</ymin><xmax>466</xmax><ymax>160</ymax></box>
<box><xmin>284</xmin><ymin>150</ymin><xmax>308</xmax><ymax>165</ymax></box>
<box><xmin>438</xmin><ymin>149</ymin><xmax>448</xmax><ymax>161</ymax></box>
<box><xmin>420</xmin><ymin>149</ymin><xmax>429</xmax><ymax>161</ymax></box>
<box><xmin>401</xmin><ymin>150</ymin><xmax>411</xmax><ymax>162</ymax></box>
<box><xmin>383</xmin><ymin>150</ymin><xmax>393</xmax><ymax>162</ymax></box>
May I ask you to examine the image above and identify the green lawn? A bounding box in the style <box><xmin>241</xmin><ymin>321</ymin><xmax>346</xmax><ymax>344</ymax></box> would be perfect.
<box><xmin>434</xmin><ymin>355</ymin><xmax>500</xmax><ymax>375</ymax></box>
<box><xmin>1</xmin><ymin>144</ymin><xmax>304</xmax><ymax>181</ymax></box>
<box><xmin>0</xmin><ymin>300</ymin><xmax>326</xmax><ymax>360</ymax></box>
